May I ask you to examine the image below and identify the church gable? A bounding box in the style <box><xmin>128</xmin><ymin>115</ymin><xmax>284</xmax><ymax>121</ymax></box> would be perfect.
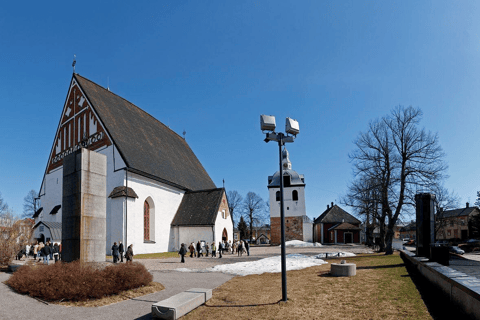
<box><xmin>47</xmin><ymin>78</ymin><xmax>112</xmax><ymax>173</ymax></box>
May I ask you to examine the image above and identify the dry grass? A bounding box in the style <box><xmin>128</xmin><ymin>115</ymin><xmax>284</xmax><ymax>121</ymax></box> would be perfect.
<box><xmin>183</xmin><ymin>253</ymin><xmax>432</xmax><ymax>320</ymax></box>
<box><xmin>53</xmin><ymin>281</ymin><xmax>165</xmax><ymax>307</ymax></box>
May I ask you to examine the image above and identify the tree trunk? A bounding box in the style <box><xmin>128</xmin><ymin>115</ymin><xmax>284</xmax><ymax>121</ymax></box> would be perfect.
<box><xmin>377</xmin><ymin>217</ymin><xmax>386</xmax><ymax>252</ymax></box>
<box><xmin>385</xmin><ymin>228</ymin><xmax>395</xmax><ymax>255</ymax></box>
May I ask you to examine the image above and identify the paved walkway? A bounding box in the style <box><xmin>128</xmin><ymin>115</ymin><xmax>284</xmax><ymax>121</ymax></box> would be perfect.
<box><xmin>448</xmin><ymin>253</ymin><xmax>480</xmax><ymax>279</ymax></box>
<box><xmin>0</xmin><ymin>244</ymin><xmax>373</xmax><ymax>320</ymax></box>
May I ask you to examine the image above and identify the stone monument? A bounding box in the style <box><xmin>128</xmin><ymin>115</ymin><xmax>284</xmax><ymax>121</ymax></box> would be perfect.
<box><xmin>62</xmin><ymin>148</ymin><xmax>107</xmax><ymax>262</ymax></box>
<box><xmin>415</xmin><ymin>193</ymin><xmax>435</xmax><ymax>258</ymax></box>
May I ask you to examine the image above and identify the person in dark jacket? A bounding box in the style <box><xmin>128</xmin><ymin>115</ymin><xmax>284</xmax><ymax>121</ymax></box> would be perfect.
<box><xmin>119</xmin><ymin>241</ymin><xmax>124</xmax><ymax>263</ymax></box>
<box><xmin>178</xmin><ymin>243</ymin><xmax>187</xmax><ymax>263</ymax></box>
<box><xmin>111</xmin><ymin>242</ymin><xmax>119</xmax><ymax>263</ymax></box>
<box><xmin>196</xmin><ymin>241</ymin><xmax>201</xmax><ymax>258</ymax></box>
<box><xmin>125</xmin><ymin>244</ymin><xmax>134</xmax><ymax>262</ymax></box>
<box><xmin>218</xmin><ymin>241</ymin><xmax>223</xmax><ymax>258</ymax></box>
<box><xmin>49</xmin><ymin>242</ymin><xmax>54</xmax><ymax>260</ymax></box>
<box><xmin>53</xmin><ymin>243</ymin><xmax>60</xmax><ymax>262</ymax></box>
<box><xmin>41</xmin><ymin>243</ymin><xmax>51</xmax><ymax>265</ymax></box>
<box><xmin>244</xmin><ymin>239</ymin><xmax>250</xmax><ymax>256</ymax></box>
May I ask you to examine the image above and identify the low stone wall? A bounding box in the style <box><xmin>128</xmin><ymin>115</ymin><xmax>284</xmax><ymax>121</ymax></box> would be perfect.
<box><xmin>400</xmin><ymin>250</ymin><xmax>480</xmax><ymax>319</ymax></box>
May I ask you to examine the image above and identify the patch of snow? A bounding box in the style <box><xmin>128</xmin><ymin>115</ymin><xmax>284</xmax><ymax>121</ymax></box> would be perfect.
<box><xmin>315</xmin><ymin>252</ymin><xmax>356</xmax><ymax>259</ymax></box>
<box><xmin>282</xmin><ymin>240</ymin><xmax>322</xmax><ymax>247</ymax></box>
<box><xmin>176</xmin><ymin>254</ymin><xmax>328</xmax><ymax>276</ymax></box>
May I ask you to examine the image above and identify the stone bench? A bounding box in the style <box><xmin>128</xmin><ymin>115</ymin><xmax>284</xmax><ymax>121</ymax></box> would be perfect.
<box><xmin>152</xmin><ymin>288</ymin><xmax>212</xmax><ymax>319</ymax></box>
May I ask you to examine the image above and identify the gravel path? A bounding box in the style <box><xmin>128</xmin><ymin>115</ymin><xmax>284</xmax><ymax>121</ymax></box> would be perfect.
<box><xmin>0</xmin><ymin>244</ymin><xmax>373</xmax><ymax>320</ymax></box>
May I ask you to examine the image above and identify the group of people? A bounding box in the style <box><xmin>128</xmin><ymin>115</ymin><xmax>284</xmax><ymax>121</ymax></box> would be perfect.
<box><xmin>178</xmin><ymin>239</ymin><xmax>250</xmax><ymax>262</ymax></box>
<box><xmin>111</xmin><ymin>241</ymin><xmax>134</xmax><ymax>263</ymax></box>
<box><xmin>16</xmin><ymin>241</ymin><xmax>62</xmax><ymax>265</ymax></box>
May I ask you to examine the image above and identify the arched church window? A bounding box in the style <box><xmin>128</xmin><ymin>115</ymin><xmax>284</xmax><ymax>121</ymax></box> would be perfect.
<box><xmin>144</xmin><ymin>200</ymin><xmax>150</xmax><ymax>241</ymax></box>
<box><xmin>276</xmin><ymin>191</ymin><xmax>280</xmax><ymax>201</ymax></box>
<box><xmin>292</xmin><ymin>190</ymin><xmax>298</xmax><ymax>201</ymax></box>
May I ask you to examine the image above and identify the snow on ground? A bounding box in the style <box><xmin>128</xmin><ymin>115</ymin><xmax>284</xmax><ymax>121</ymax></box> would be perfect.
<box><xmin>283</xmin><ymin>240</ymin><xmax>322</xmax><ymax>247</ymax></box>
<box><xmin>315</xmin><ymin>252</ymin><xmax>356</xmax><ymax>259</ymax></box>
<box><xmin>176</xmin><ymin>254</ymin><xmax>328</xmax><ymax>276</ymax></box>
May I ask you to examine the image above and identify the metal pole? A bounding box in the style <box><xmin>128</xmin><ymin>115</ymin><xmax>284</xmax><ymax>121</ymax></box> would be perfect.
<box><xmin>278</xmin><ymin>133</ymin><xmax>287</xmax><ymax>302</ymax></box>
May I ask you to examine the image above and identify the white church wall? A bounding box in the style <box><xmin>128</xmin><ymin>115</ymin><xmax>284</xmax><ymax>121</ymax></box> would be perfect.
<box><xmin>39</xmin><ymin>167</ymin><xmax>63</xmax><ymax>224</ymax></box>
<box><xmin>214</xmin><ymin>210</ymin><xmax>234</xmax><ymax>245</ymax></box>
<box><xmin>125</xmin><ymin>172</ymin><xmax>184</xmax><ymax>254</ymax></box>
<box><xmin>177</xmin><ymin>226</ymin><xmax>213</xmax><ymax>251</ymax></box>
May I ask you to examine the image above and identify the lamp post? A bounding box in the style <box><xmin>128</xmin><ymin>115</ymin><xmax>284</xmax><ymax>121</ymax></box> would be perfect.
<box><xmin>260</xmin><ymin>115</ymin><xmax>299</xmax><ymax>302</ymax></box>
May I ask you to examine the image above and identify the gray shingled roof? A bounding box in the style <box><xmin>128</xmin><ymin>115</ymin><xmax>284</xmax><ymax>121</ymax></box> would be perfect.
<box><xmin>314</xmin><ymin>205</ymin><xmax>361</xmax><ymax>225</ymax></box>
<box><xmin>74</xmin><ymin>74</ymin><xmax>215</xmax><ymax>191</ymax></box>
<box><xmin>439</xmin><ymin>206</ymin><xmax>480</xmax><ymax>219</ymax></box>
<box><xmin>108</xmin><ymin>186</ymin><xmax>139</xmax><ymax>199</ymax></box>
<box><xmin>171</xmin><ymin>188</ymin><xmax>224</xmax><ymax>226</ymax></box>
<box><xmin>34</xmin><ymin>221</ymin><xmax>62</xmax><ymax>240</ymax></box>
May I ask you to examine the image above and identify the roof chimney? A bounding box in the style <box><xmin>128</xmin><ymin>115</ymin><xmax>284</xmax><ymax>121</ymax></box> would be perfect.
<box><xmin>327</xmin><ymin>205</ymin><xmax>329</xmax><ymax>209</ymax></box>
<box><xmin>466</xmin><ymin>202</ymin><xmax>469</xmax><ymax>208</ymax></box>
<box><xmin>331</xmin><ymin>202</ymin><xmax>334</xmax><ymax>208</ymax></box>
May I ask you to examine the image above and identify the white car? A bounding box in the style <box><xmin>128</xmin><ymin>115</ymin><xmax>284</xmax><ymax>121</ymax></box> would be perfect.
<box><xmin>449</xmin><ymin>246</ymin><xmax>465</xmax><ymax>255</ymax></box>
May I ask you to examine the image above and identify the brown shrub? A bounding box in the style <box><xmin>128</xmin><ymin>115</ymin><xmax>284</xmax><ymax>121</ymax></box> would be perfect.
<box><xmin>6</xmin><ymin>261</ymin><xmax>153</xmax><ymax>302</ymax></box>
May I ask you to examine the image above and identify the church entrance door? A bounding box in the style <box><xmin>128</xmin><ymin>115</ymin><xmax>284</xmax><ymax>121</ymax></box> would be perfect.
<box><xmin>345</xmin><ymin>232</ymin><xmax>353</xmax><ymax>243</ymax></box>
<box><xmin>222</xmin><ymin>228</ymin><xmax>228</xmax><ymax>241</ymax></box>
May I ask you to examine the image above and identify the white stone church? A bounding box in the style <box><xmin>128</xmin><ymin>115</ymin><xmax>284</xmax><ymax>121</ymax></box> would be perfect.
<box><xmin>33</xmin><ymin>73</ymin><xmax>233</xmax><ymax>254</ymax></box>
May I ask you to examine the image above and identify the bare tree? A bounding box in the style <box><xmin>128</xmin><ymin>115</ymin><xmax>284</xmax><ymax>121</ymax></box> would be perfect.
<box><xmin>431</xmin><ymin>183</ymin><xmax>460</xmax><ymax>239</ymax></box>
<box><xmin>241</xmin><ymin>192</ymin><xmax>265</xmax><ymax>242</ymax></box>
<box><xmin>0</xmin><ymin>209</ymin><xmax>33</xmax><ymax>266</ymax></box>
<box><xmin>227</xmin><ymin>190</ymin><xmax>243</xmax><ymax>225</ymax></box>
<box><xmin>22</xmin><ymin>189</ymin><xmax>38</xmax><ymax>219</ymax></box>
<box><xmin>0</xmin><ymin>192</ymin><xmax>8</xmax><ymax>215</ymax></box>
<box><xmin>348</xmin><ymin>106</ymin><xmax>447</xmax><ymax>254</ymax></box>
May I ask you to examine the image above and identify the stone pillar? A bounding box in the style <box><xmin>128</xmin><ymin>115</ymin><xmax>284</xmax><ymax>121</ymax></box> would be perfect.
<box><xmin>62</xmin><ymin>148</ymin><xmax>107</xmax><ymax>263</ymax></box>
<box><xmin>415</xmin><ymin>193</ymin><xmax>436</xmax><ymax>258</ymax></box>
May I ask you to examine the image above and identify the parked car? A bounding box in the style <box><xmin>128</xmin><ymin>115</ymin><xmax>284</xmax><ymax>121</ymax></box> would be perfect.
<box><xmin>434</xmin><ymin>240</ymin><xmax>449</xmax><ymax>246</ymax></box>
<box><xmin>449</xmin><ymin>246</ymin><xmax>465</xmax><ymax>255</ymax></box>
<box><xmin>466</xmin><ymin>239</ymin><xmax>480</xmax><ymax>244</ymax></box>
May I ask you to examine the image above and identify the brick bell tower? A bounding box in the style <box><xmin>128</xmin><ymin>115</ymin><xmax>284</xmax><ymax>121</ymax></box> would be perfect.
<box><xmin>268</xmin><ymin>148</ymin><xmax>311</xmax><ymax>245</ymax></box>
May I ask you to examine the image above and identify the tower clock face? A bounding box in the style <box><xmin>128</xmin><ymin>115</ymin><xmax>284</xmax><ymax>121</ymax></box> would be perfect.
<box><xmin>283</xmin><ymin>162</ymin><xmax>288</xmax><ymax>169</ymax></box>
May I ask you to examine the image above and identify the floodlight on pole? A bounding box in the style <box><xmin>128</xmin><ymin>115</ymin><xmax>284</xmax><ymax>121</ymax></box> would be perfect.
<box><xmin>260</xmin><ymin>114</ymin><xmax>299</xmax><ymax>303</ymax></box>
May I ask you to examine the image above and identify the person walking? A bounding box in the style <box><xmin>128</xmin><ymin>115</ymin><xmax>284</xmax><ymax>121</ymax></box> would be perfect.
<box><xmin>196</xmin><ymin>241</ymin><xmax>201</xmax><ymax>258</ymax></box>
<box><xmin>111</xmin><ymin>242</ymin><xmax>119</xmax><ymax>263</ymax></box>
<box><xmin>49</xmin><ymin>241</ymin><xmax>54</xmax><ymax>260</ymax></box>
<box><xmin>37</xmin><ymin>242</ymin><xmax>44</xmax><ymax>262</ymax></box>
<box><xmin>119</xmin><ymin>241</ymin><xmax>125</xmax><ymax>263</ymax></box>
<box><xmin>53</xmin><ymin>243</ymin><xmax>60</xmax><ymax>263</ymax></box>
<box><xmin>245</xmin><ymin>239</ymin><xmax>250</xmax><ymax>256</ymax></box>
<box><xmin>205</xmin><ymin>243</ymin><xmax>210</xmax><ymax>257</ymax></box>
<box><xmin>178</xmin><ymin>243</ymin><xmax>187</xmax><ymax>263</ymax></box>
<box><xmin>25</xmin><ymin>244</ymin><xmax>30</xmax><ymax>259</ymax></box>
<box><xmin>33</xmin><ymin>242</ymin><xmax>38</xmax><ymax>261</ymax></box>
<box><xmin>238</xmin><ymin>240</ymin><xmax>243</xmax><ymax>257</ymax></box>
<box><xmin>125</xmin><ymin>244</ymin><xmax>134</xmax><ymax>262</ymax></box>
<box><xmin>189</xmin><ymin>242</ymin><xmax>195</xmax><ymax>258</ymax></box>
<box><xmin>218</xmin><ymin>241</ymin><xmax>223</xmax><ymax>258</ymax></box>
<box><xmin>211</xmin><ymin>242</ymin><xmax>216</xmax><ymax>257</ymax></box>
<box><xmin>41</xmin><ymin>242</ymin><xmax>51</xmax><ymax>265</ymax></box>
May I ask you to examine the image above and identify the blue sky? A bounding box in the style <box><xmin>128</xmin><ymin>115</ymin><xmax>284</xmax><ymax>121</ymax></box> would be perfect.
<box><xmin>1</xmin><ymin>1</ymin><xmax>479</xmax><ymax>222</ymax></box>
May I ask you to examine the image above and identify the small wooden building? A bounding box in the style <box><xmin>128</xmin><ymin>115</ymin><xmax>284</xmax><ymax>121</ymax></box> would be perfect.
<box><xmin>313</xmin><ymin>203</ymin><xmax>361</xmax><ymax>244</ymax></box>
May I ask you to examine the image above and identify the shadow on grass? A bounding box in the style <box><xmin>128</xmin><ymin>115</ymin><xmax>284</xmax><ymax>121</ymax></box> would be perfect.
<box><xmin>205</xmin><ymin>300</ymin><xmax>282</xmax><ymax>308</ymax></box>
<box><xmin>404</xmin><ymin>263</ymin><xmax>475</xmax><ymax>320</ymax></box>
<box><xmin>356</xmin><ymin>263</ymin><xmax>405</xmax><ymax>270</ymax></box>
